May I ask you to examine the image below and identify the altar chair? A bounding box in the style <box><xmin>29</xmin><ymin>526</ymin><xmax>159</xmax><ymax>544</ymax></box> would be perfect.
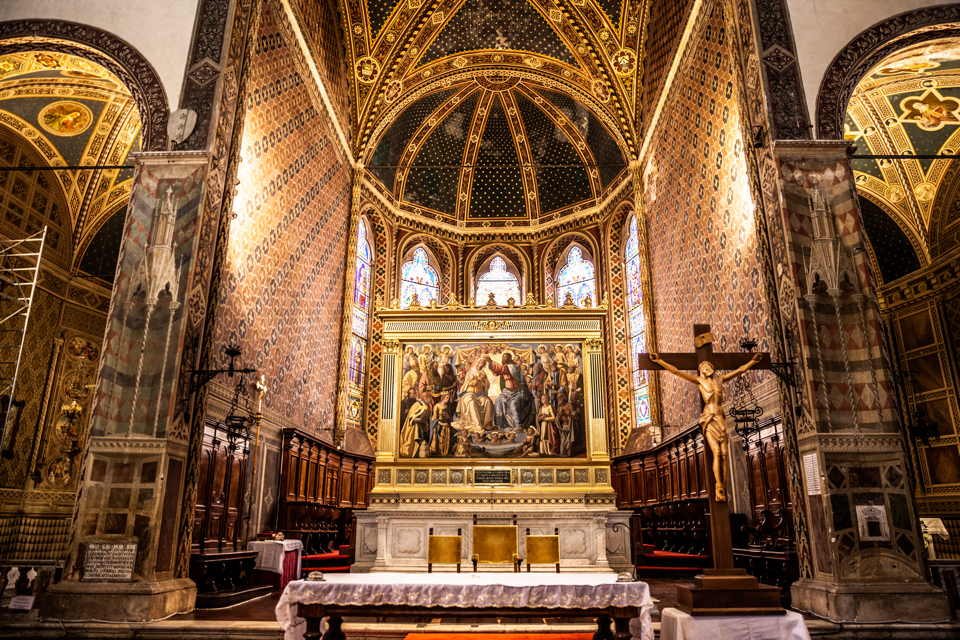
<box><xmin>471</xmin><ymin>524</ymin><xmax>520</xmax><ymax>572</ymax></box>
<box><xmin>525</xmin><ymin>527</ymin><xmax>560</xmax><ymax>573</ymax></box>
<box><xmin>427</xmin><ymin>527</ymin><xmax>462</xmax><ymax>573</ymax></box>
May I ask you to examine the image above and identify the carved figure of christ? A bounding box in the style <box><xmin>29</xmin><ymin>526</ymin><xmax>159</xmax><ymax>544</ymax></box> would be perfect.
<box><xmin>638</xmin><ymin>324</ymin><xmax>770</xmax><ymax>569</ymax></box>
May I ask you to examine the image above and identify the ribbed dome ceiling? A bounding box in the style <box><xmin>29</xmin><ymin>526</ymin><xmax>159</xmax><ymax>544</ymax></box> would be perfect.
<box><xmin>367</xmin><ymin>76</ymin><xmax>627</xmax><ymax>226</ymax></box>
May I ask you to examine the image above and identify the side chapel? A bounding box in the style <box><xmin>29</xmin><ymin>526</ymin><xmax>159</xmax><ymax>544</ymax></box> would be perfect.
<box><xmin>0</xmin><ymin>0</ymin><xmax>958</xmax><ymax>635</ymax></box>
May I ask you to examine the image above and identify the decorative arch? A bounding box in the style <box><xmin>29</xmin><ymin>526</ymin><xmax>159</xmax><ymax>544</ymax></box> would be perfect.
<box><xmin>465</xmin><ymin>244</ymin><xmax>530</xmax><ymax>304</ymax></box>
<box><xmin>930</xmin><ymin>162</ymin><xmax>960</xmax><ymax>258</ymax></box>
<box><xmin>347</xmin><ymin>216</ymin><xmax>374</xmax><ymax>387</ymax></box>
<box><xmin>542</xmin><ymin>231</ymin><xmax>602</xmax><ymax>304</ymax></box>
<box><xmin>553</xmin><ymin>243</ymin><xmax>597</xmax><ymax>307</ymax></box>
<box><xmin>621</xmin><ymin>210</ymin><xmax>652</xmax><ymax>432</ymax></box>
<box><xmin>0</xmin><ymin>20</ymin><xmax>169</xmax><ymax>150</ymax></box>
<box><xmin>395</xmin><ymin>232</ymin><xmax>455</xmax><ymax>302</ymax></box>
<box><xmin>815</xmin><ymin>5</ymin><xmax>960</xmax><ymax>139</ymax></box>
<box><xmin>398</xmin><ymin>245</ymin><xmax>442</xmax><ymax>307</ymax></box>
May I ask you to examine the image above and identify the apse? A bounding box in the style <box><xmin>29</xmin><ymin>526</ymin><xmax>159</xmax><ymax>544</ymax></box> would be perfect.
<box><xmin>366</xmin><ymin>75</ymin><xmax>627</xmax><ymax>227</ymax></box>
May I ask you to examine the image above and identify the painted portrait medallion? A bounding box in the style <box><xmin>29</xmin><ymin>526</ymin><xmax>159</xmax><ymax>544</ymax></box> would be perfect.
<box><xmin>38</xmin><ymin>101</ymin><xmax>94</xmax><ymax>137</ymax></box>
<box><xmin>397</xmin><ymin>341</ymin><xmax>587</xmax><ymax>459</ymax></box>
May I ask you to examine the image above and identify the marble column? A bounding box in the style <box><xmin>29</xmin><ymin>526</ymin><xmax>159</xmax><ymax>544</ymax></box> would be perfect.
<box><xmin>772</xmin><ymin>140</ymin><xmax>948</xmax><ymax>622</ymax></box>
<box><xmin>40</xmin><ymin>152</ymin><xmax>209</xmax><ymax>621</ymax></box>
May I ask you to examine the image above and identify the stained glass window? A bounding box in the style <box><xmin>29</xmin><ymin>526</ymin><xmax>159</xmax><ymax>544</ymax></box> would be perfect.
<box><xmin>400</xmin><ymin>247</ymin><xmax>440</xmax><ymax>308</ymax></box>
<box><xmin>625</xmin><ymin>216</ymin><xmax>651</xmax><ymax>427</ymax></box>
<box><xmin>556</xmin><ymin>245</ymin><xmax>596</xmax><ymax>307</ymax></box>
<box><xmin>350</xmin><ymin>220</ymin><xmax>372</xmax><ymax>387</ymax></box>
<box><xmin>476</xmin><ymin>255</ymin><xmax>521</xmax><ymax>305</ymax></box>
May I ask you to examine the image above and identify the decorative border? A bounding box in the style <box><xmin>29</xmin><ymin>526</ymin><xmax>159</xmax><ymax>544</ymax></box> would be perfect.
<box><xmin>815</xmin><ymin>5</ymin><xmax>960</xmax><ymax>139</ymax></box>
<box><xmin>753</xmin><ymin>0</ymin><xmax>809</xmax><ymax>139</ymax></box>
<box><xmin>177</xmin><ymin>0</ymin><xmax>232</xmax><ymax>150</ymax></box>
<box><xmin>0</xmin><ymin>19</ymin><xmax>168</xmax><ymax>150</ymax></box>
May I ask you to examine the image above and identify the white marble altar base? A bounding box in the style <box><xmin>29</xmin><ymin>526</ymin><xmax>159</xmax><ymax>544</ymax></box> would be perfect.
<box><xmin>276</xmin><ymin>572</ymin><xmax>654</xmax><ymax>640</ymax></box>
<box><xmin>353</xmin><ymin>508</ymin><xmax>631</xmax><ymax>573</ymax></box>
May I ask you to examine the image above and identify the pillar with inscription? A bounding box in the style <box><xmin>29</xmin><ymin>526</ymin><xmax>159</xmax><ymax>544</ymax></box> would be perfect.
<box><xmin>772</xmin><ymin>141</ymin><xmax>948</xmax><ymax>621</ymax></box>
<box><xmin>40</xmin><ymin>152</ymin><xmax>209</xmax><ymax>621</ymax></box>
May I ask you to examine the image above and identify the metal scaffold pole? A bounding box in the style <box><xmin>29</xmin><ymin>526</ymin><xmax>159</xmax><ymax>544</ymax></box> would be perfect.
<box><xmin>0</xmin><ymin>227</ymin><xmax>45</xmax><ymax>452</ymax></box>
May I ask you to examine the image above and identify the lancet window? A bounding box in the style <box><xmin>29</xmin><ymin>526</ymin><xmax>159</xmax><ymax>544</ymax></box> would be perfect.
<box><xmin>399</xmin><ymin>246</ymin><xmax>440</xmax><ymax>308</ymax></box>
<box><xmin>348</xmin><ymin>219</ymin><xmax>372</xmax><ymax>387</ymax></box>
<box><xmin>556</xmin><ymin>244</ymin><xmax>597</xmax><ymax>307</ymax></box>
<box><xmin>475</xmin><ymin>255</ymin><xmax>521</xmax><ymax>305</ymax></box>
<box><xmin>625</xmin><ymin>216</ymin><xmax>652</xmax><ymax>428</ymax></box>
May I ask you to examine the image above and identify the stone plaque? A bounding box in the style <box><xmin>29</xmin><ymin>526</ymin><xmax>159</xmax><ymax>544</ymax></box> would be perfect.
<box><xmin>474</xmin><ymin>469</ymin><xmax>511</xmax><ymax>484</ymax></box>
<box><xmin>803</xmin><ymin>452</ymin><xmax>821</xmax><ymax>495</ymax></box>
<box><xmin>82</xmin><ymin>542</ymin><xmax>137</xmax><ymax>581</ymax></box>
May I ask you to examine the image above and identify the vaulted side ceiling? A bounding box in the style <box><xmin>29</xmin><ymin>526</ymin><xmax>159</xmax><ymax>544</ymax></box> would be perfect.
<box><xmin>846</xmin><ymin>37</ymin><xmax>960</xmax><ymax>275</ymax></box>
<box><xmin>0</xmin><ymin>49</ymin><xmax>140</xmax><ymax>278</ymax></box>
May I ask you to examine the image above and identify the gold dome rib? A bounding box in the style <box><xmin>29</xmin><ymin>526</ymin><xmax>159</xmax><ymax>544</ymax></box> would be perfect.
<box><xmin>500</xmin><ymin>90</ymin><xmax>540</xmax><ymax>221</ymax></box>
<box><xmin>457</xmin><ymin>88</ymin><xmax>495</xmax><ymax>223</ymax></box>
<box><xmin>394</xmin><ymin>82</ymin><xmax>480</xmax><ymax>198</ymax></box>
<box><xmin>516</xmin><ymin>82</ymin><xmax>603</xmax><ymax>198</ymax></box>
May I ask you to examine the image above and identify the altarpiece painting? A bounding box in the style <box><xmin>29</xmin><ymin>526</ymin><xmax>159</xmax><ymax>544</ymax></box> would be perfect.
<box><xmin>397</xmin><ymin>341</ymin><xmax>586</xmax><ymax>459</ymax></box>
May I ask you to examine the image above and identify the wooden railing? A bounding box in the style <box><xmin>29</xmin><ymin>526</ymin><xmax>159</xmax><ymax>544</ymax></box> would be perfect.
<box><xmin>277</xmin><ymin>428</ymin><xmax>374</xmax><ymax>554</ymax></box>
<box><xmin>929</xmin><ymin>560</ymin><xmax>960</xmax><ymax>617</ymax></box>
<box><xmin>613</xmin><ymin>420</ymin><xmax>798</xmax><ymax>604</ymax></box>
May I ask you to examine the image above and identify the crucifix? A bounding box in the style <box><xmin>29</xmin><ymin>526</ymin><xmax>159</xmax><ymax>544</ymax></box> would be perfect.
<box><xmin>639</xmin><ymin>324</ymin><xmax>783</xmax><ymax>614</ymax></box>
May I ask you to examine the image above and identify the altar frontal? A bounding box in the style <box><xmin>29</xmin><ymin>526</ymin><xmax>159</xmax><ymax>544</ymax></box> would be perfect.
<box><xmin>355</xmin><ymin>305</ymin><xmax>630</xmax><ymax>573</ymax></box>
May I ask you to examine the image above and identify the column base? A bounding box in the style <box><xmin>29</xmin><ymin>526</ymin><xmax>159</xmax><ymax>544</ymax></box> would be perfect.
<box><xmin>791</xmin><ymin>578</ymin><xmax>950</xmax><ymax>623</ymax></box>
<box><xmin>676</xmin><ymin>568</ymin><xmax>784</xmax><ymax>616</ymax></box>
<box><xmin>39</xmin><ymin>577</ymin><xmax>196</xmax><ymax>622</ymax></box>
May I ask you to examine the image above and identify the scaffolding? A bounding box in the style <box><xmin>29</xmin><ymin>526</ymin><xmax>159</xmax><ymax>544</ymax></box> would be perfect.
<box><xmin>0</xmin><ymin>228</ymin><xmax>45</xmax><ymax>451</ymax></box>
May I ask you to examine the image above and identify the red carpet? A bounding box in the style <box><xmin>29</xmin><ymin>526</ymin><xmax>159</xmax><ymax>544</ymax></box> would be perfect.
<box><xmin>404</xmin><ymin>635</ymin><xmax>593</xmax><ymax>640</ymax></box>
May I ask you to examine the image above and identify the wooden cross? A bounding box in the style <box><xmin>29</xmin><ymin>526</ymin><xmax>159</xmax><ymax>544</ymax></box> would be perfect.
<box><xmin>638</xmin><ymin>324</ymin><xmax>771</xmax><ymax>570</ymax></box>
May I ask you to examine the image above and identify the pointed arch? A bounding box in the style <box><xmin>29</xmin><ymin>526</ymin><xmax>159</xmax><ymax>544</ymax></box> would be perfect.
<box><xmin>399</xmin><ymin>244</ymin><xmax>441</xmax><ymax>307</ymax></box>
<box><xmin>465</xmin><ymin>244</ymin><xmax>529</xmax><ymax>304</ymax></box>
<box><xmin>554</xmin><ymin>242</ymin><xmax>597</xmax><ymax>307</ymax></box>
<box><xmin>542</xmin><ymin>231</ymin><xmax>601</xmax><ymax>303</ymax></box>
<box><xmin>348</xmin><ymin>216</ymin><xmax>374</xmax><ymax>388</ymax></box>
<box><xmin>623</xmin><ymin>212</ymin><xmax>652</xmax><ymax>430</ymax></box>
<box><xmin>475</xmin><ymin>254</ymin><xmax>522</xmax><ymax>306</ymax></box>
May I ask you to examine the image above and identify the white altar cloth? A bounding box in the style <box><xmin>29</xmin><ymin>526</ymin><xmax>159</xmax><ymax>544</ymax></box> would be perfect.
<box><xmin>248</xmin><ymin>539</ymin><xmax>303</xmax><ymax>574</ymax></box>
<box><xmin>276</xmin><ymin>572</ymin><xmax>654</xmax><ymax>640</ymax></box>
<box><xmin>660</xmin><ymin>607</ymin><xmax>810</xmax><ymax>640</ymax></box>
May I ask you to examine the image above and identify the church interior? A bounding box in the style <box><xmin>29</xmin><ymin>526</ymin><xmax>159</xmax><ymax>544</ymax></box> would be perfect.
<box><xmin>0</xmin><ymin>0</ymin><xmax>960</xmax><ymax>638</ymax></box>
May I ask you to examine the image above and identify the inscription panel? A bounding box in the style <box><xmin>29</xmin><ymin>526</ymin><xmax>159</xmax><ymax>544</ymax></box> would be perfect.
<box><xmin>82</xmin><ymin>542</ymin><xmax>137</xmax><ymax>581</ymax></box>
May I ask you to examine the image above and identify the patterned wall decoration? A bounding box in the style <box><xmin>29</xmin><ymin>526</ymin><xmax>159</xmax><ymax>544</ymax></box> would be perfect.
<box><xmin>177</xmin><ymin>0</ymin><xmax>232</xmax><ymax>151</ymax></box>
<box><xmin>213</xmin><ymin>2</ymin><xmax>354</xmax><ymax>437</ymax></box>
<box><xmin>640</xmin><ymin>0</ymin><xmax>694</xmax><ymax>127</ymax></box>
<box><xmin>644</xmin><ymin>0</ymin><xmax>774</xmax><ymax>436</ymax></box>
<box><xmin>752</xmin><ymin>0</ymin><xmax>810</xmax><ymax>139</ymax></box>
<box><xmin>288</xmin><ymin>0</ymin><xmax>354</xmax><ymax>141</ymax></box>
